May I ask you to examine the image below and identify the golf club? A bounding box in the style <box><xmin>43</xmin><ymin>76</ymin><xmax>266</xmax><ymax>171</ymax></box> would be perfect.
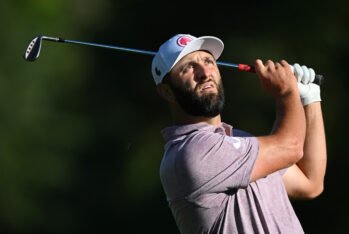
<box><xmin>23</xmin><ymin>35</ymin><xmax>324</xmax><ymax>85</ymax></box>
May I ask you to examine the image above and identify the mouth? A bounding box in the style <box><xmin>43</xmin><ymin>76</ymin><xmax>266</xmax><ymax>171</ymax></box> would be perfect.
<box><xmin>198</xmin><ymin>82</ymin><xmax>216</xmax><ymax>93</ymax></box>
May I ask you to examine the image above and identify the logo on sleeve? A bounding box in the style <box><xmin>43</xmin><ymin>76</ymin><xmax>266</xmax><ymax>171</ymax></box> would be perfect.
<box><xmin>227</xmin><ymin>137</ymin><xmax>241</xmax><ymax>149</ymax></box>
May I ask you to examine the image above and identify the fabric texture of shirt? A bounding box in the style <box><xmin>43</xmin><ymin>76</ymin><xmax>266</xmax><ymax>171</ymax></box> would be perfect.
<box><xmin>160</xmin><ymin>122</ymin><xmax>304</xmax><ymax>234</ymax></box>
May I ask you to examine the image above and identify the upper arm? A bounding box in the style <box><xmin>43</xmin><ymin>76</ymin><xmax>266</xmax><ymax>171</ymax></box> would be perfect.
<box><xmin>177</xmin><ymin>132</ymin><xmax>259</xmax><ymax>193</ymax></box>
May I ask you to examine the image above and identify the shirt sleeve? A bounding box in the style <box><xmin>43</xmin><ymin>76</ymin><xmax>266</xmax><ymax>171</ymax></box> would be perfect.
<box><xmin>175</xmin><ymin>130</ymin><xmax>259</xmax><ymax>199</ymax></box>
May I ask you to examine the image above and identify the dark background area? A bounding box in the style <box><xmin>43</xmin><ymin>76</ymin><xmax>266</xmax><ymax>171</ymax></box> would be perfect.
<box><xmin>1</xmin><ymin>1</ymin><xmax>348</xmax><ymax>233</ymax></box>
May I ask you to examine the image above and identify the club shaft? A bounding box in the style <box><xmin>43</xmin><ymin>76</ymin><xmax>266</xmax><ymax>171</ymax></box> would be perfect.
<box><xmin>65</xmin><ymin>39</ymin><xmax>158</xmax><ymax>56</ymax></box>
<box><xmin>39</xmin><ymin>36</ymin><xmax>323</xmax><ymax>85</ymax></box>
<box><xmin>42</xmin><ymin>37</ymin><xmax>240</xmax><ymax>68</ymax></box>
<box><xmin>65</xmin><ymin>40</ymin><xmax>240</xmax><ymax>68</ymax></box>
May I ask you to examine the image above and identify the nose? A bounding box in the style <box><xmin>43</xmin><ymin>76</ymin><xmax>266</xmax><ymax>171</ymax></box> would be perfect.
<box><xmin>195</xmin><ymin>63</ymin><xmax>211</xmax><ymax>82</ymax></box>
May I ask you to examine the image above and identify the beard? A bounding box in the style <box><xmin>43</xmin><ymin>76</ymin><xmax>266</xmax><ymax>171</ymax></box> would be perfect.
<box><xmin>168</xmin><ymin>79</ymin><xmax>225</xmax><ymax>118</ymax></box>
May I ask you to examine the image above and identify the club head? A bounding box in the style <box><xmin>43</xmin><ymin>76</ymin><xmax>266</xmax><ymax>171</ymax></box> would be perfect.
<box><xmin>24</xmin><ymin>36</ymin><xmax>42</xmax><ymax>61</ymax></box>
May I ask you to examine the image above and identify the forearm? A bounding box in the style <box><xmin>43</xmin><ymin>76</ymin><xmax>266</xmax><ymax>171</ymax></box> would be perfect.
<box><xmin>252</xmin><ymin>59</ymin><xmax>307</xmax><ymax>181</ymax></box>
<box><xmin>282</xmin><ymin>63</ymin><xmax>326</xmax><ymax>198</ymax></box>
<box><xmin>253</xmin><ymin>93</ymin><xmax>306</xmax><ymax>181</ymax></box>
<box><xmin>271</xmin><ymin>94</ymin><xmax>306</xmax><ymax>148</ymax></box>
<box><xmin>296</xmin><ymin>102</ymin><xmax>327</xmax><ymax>193</ymax></box>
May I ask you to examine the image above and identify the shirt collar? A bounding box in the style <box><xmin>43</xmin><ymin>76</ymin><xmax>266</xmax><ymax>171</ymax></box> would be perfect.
<box><xmin>161</xmin><ymin>122</ymin><xmax>233</xmax><ymax>142</ymax></box>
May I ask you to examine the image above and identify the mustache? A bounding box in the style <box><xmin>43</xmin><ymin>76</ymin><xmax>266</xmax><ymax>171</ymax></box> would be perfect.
<box><xmin>194</xmin><ymin>79</ymin><xmax>218</xmax><ymax>92</ymax></box>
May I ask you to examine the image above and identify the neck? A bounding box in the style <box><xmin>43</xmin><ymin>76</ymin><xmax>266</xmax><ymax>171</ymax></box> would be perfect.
<box><xmin>171</xmin><ymin>105</ymin><xmax>222</xmax><ymax>126</ymax></box>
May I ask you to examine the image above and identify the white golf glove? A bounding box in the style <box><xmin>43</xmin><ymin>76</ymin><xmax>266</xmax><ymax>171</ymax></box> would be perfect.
<box><xmin>292</xmin><ymin>63</ymin><xmax>321</xmax><ymax>106</ymax></box>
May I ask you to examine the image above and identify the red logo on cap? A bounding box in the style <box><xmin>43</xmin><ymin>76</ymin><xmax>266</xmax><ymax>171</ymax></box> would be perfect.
<box><xmin>177</xmin><ymin>36</ymin><xmax>192</xmax><ymax>47</ymax></box>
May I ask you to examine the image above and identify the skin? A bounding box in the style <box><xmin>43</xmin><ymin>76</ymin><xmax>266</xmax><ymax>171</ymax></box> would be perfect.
<box><xmin>282</xmin><ymin>102</ymin><xmax>327</xmax><ymax>199</ymax></box>
<box><xmin>157</xmin><ymin>50</ymin><xmax>326</xmax><ymax>199</ymax></box>
<box><xmin>157</xmin><ymin>51</ymin><xmax>223</xmax><ymax>126</ymax></box>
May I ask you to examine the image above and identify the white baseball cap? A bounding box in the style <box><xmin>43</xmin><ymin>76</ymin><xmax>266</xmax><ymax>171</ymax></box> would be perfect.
<box><xmin>151</xmin><ymin>34</ymin><xmax>224</xmax><ymax>85</ymax></box>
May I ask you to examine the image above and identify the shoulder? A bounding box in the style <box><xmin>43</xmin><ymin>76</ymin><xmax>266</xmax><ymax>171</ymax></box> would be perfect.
<box><xmin>178</xmin><ymin>128</ymin><xmax>258</xmax><ymax>164</ymax></box>
<box><xmin>180</xmin><ymin>129</ymin><xmax>225</xmax><ymax>155</ymax></box>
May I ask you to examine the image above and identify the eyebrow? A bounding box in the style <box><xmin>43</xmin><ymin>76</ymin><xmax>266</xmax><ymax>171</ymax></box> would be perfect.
<box><xmin>174</xmin><ymin>52</ymin><xmax>216</xmax><ymax>72</ymax></box>
<box><xmin>181</xmin><ymin>54</ymin><xmax>215</xmax><ymax>66</ymax></box>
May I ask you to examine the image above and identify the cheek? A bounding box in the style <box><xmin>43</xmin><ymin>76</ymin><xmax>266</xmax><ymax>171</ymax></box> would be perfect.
<box><xmin>175</xmin><ymin>77</ymin><xmax>196</xmax><ymax>90</ymax></box>
<box><xmin>214</xmin><ymin>67</ymin><xmax>221</xmax><ymax>78</ymax></box>
<box><xmin>214</xmin><ymin>71</ymin><xmax>222</xmax><ymax>84</ymax></box>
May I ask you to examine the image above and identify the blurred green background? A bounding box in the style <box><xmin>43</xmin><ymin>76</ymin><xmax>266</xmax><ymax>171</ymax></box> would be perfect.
<box><xmin>1</xmin><ymin>0</ymin><xmax>348</xmax><ymax>233</ymax></box>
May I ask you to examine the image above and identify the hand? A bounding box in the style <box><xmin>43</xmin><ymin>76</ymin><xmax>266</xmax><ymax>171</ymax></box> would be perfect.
<box><xmin>293</xmin><ymin>63</ymin><xmax>321</xmax><ymax>106</ymax></box>
<box><xmin>255</xmin><ymin>59</ymin><xmax>297</xmax><ymax>98</ymax></box>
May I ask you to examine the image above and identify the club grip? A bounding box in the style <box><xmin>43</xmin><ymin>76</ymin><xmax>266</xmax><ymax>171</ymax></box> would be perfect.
<box><xmin>237</xmin><ymin>64</ymin><xmax>324</xmax><ymax>86</ymax></box>
<box><xmin>313</xmin><ymin>74</ymin><xmax>324</xmax><ymax>86</ymax></box>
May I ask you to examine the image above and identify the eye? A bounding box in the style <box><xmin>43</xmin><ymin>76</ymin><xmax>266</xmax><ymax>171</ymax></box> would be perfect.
<box><xmin>182</xmin><ymin>62</ymin><xmax>195</xmax><ymax>74</ymax></box>
<box><xmin>204</xmin><ymin>57</ymin><xmax>215</xmax><ymax>65</ymax></box>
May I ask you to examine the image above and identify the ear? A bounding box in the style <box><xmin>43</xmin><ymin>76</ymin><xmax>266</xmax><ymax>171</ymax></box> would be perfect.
<box><xmin>157</xmin><ymin>84</ymin><xmax>176</xmax><ymax>103</ymax></box>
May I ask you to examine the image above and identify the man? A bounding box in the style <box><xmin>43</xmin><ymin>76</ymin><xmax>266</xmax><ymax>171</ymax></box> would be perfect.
<box><xmin>152</xmin><ymin>34</ymin><xmax>326</xmax><ymax>233</ymax></box>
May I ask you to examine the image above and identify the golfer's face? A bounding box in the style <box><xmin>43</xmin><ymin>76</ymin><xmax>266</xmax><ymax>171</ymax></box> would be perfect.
<box><xmin>169</xmin><ymin>51</ymin><xmax>221</xmax><ymax>96</ymax></box>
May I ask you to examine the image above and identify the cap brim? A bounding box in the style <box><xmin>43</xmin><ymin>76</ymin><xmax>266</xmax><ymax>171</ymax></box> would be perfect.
<box><xmin>170</xmin><ymin>36</ymin><xmax>224</xmax><ymax>70</ymax></box>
